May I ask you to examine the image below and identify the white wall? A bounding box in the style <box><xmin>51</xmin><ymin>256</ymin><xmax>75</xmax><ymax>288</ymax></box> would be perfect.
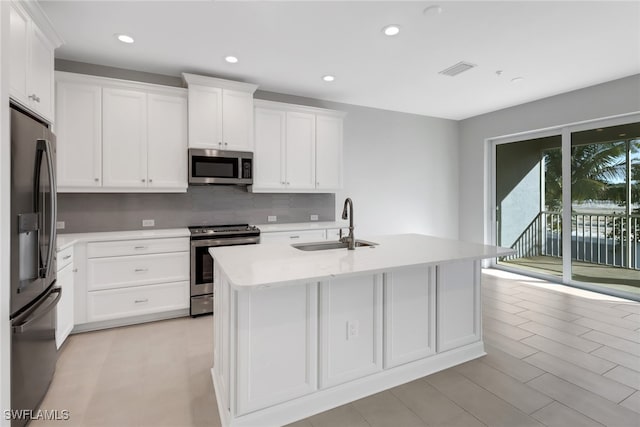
<box><xmin>1</xmin><ymin>1</ymin><xmax>11</xmax><ymax>424</ymax></box>
<box><xmin>256</xmin><ymin>91</ymin><xmax>460</xmax><ymax>239</ymax></box>
<box><xmin>458</xmin><ymin>74</ymin><xmax>640</xmax><ymax>245</ymax></box>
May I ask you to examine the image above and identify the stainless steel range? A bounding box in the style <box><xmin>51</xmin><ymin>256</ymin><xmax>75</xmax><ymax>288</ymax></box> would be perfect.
<box><xmin>189</xmin><ymin>224</ymin><xmax>260</xmax><ymax>316</ymax></box>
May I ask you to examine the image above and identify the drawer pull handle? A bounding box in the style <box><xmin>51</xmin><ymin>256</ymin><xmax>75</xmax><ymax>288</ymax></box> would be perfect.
<box><xmin>134</xmin><ymin>246</ymin><xmax>147</xmax><ymax>250</ymax></box>
<box><xmin>289</xmin><ymin>235</ymin><xmax>300</xmax><ymax>239</ymax></box>
<box><xmin>62</xmin><ymin>255</ymin><xmax>72</xmax><ymax>260</ymax></box>
<box><xmin>134</xmin><ymin>299</ymin><xmax>148</xmax><ymax>304</ymax></box>
<box><xmin>134</xmin><ymin>268</ymin><xmax>148</xmax><ymax>273</ymax></box>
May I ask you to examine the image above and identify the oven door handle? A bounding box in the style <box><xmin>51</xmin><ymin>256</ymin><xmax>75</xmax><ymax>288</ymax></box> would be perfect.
<box><xmin>191</xmin><ymin>236</ymin><xmax>260</xmax><ymax>247</ymax></box>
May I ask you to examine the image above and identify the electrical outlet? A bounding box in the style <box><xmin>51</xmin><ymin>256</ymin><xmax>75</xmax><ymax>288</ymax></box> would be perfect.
<box><xmin>310</xmin><ymin>214</ymin><xmax>319</xmax><ymax>221</ymax></box>
<box><xmin>267</xmin><ymin>215</ymin><xmax>277</xmax><ymax>222</ymax></box>
<box><xmin>56</xmin><ymin>221</ymin><xmax>65</xmax><ymax>230</ymax></box>
<box><xmin>346</xmin><ymin>320</ymin><xmax>359</xmax><ymax>340</ymax></box>
<box><xmin>142</xmin><ymin>219</ymin><xmax>155</xmax><ymax>227</ymax></box>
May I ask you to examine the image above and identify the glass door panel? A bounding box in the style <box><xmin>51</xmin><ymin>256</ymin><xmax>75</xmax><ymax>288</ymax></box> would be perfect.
<box><xmin>570</xmin><ymin>123</ymin><xmax>640</xmax><ymax>296</ymax></box>
<box><xmin>496</xmin><ymin>134</ymin><xmax>563</xmax><ymax>278</ymax></box>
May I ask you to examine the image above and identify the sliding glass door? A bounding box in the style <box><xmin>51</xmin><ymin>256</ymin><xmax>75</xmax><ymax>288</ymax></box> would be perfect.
<box><xmin>493</xmin><ymin>117</ymin><xmax>640</xmax><ymax>299</ymax></box>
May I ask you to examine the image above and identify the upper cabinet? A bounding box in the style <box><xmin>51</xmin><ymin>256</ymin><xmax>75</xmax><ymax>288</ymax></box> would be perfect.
<box><xmin>251</xmin><ymin>100</ymin><xmax>345</xmax><ymax>193</ymax></box>
<box><xmin>182</xmin><ymin>73</ymin><xmax>258</xmax><ymax>152</ymax></box>
<box><xmin>9</xmin><ymin>0</ymin><xmax>63</xmax><ymax>123</ymax></box>
<box><xmin>55</xmin><ymin>72</ymin><xmax>188</xmax><ymax>193</ymax></box>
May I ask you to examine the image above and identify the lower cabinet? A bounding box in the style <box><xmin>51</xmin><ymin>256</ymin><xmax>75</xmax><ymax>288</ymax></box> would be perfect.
<box><xmin>235</xmin><ymin>283</ymin><xmax>318</xmax><ymax>415</ymax></box>
<box><xmin>80</xmin><ymin>236</ymin><xmax>190</xmax><ymax>324</ymax></box>
<box><xmin>87</xmin><ymin>281</ymin><xmax>189</xmax><ymax>322</ymax></box>
<box><xmin>55</xmin><ymin>245</ymin><xmax>75</xmax><ymax>349</ymax></box>
<box><xmin>436</xmin><ymin>260</ymin><xmax>481</xmax><ymax>352</ymax></box>
<box><xmin>319</xmin><ymin>274</ymin><xmax>383</xmax><ymax>388</ymax></box>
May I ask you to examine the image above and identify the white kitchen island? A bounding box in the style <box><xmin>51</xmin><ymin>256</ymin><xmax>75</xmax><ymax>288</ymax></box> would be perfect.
<box><xmin>209</xmin><ymin>234</ymin><xmax>513</xmax><ymax>427</ymax></box>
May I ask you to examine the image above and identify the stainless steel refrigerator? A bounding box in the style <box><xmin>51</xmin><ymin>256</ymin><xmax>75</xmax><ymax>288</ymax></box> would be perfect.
<box><xmin>10</xmin><ymin>104</ymin><xmax>59</xmax><ymax>427</ymax></box>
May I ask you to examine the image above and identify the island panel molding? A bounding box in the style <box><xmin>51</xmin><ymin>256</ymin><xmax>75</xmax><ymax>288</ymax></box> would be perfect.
<box><xmin>209</xmin><ymin>233</ymin><xmax>514</xmax><ymax>426</ymax></box>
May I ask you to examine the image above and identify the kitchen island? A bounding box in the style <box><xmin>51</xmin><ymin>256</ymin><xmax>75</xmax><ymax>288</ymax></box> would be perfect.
<box><xmin>210</xmin><ymin>234</ymin><xmax>513</xmax><ymax>427</ymax></box>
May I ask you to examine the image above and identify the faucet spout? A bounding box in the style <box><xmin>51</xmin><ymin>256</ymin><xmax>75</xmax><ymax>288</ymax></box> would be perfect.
<box><xmin>340</xmin><ymin>198</ymin><xmax>355</xmax><ymax>250</ymax></box>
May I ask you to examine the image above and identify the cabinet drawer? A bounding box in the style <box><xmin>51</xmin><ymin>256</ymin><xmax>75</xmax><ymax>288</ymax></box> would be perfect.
<box><xmin>87</xmin><ymin>237</ymin><xmax>189</xmax><ymax>258</ymax></box>
<box><xmin>56</xmin><ymin>245</ymin><xmax>74</xmax><ymax>271</ymax></box>
<box><xmin>87</xmin><ymin>252</ymin><xmax>189</xmax><ymax>291</ymax></box>
<box><xmin>87</xmin><ymin>281</ymin><xmax>189</xmax><ymax>322</ymax></box>
<box><xmin>260</xmin><ymin>229</ymin><xmax>327</xmax><ymax>244</ymax></box>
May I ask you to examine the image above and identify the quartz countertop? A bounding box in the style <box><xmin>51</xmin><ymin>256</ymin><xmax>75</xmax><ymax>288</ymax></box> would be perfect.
<box><xmin>56</xmin><ymin>228</ymin><xmax>190</xmax><ymax>251</ymax></box>
<box><xmin>256</xmin><ymin>221</ymin><xmax>349</xmax><ymax>233</ymax></box>
<box><xmin>210</xmin><ymin>233</ymin><xmax>515</xmax><ymax>289</ymax></box>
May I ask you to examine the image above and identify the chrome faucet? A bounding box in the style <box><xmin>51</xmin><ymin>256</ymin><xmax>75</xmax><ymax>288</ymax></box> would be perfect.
<box><xmin>340</xmin><ymin>198</ymin><xmax>355</xmax><ymax>250</ymax></box>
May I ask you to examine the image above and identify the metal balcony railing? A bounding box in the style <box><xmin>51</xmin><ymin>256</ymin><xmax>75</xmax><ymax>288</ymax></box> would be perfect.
<box><xmin>503</xmin><ymin>211</ymin><xmax>640</xmax><ymax>271</ymax></box>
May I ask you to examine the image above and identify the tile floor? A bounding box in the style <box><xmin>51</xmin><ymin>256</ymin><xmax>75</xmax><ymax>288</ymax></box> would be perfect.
<box><xmin>32</xmin><ymin>269</ymin><xmax>640</xmax><ymax>427</ymax></box>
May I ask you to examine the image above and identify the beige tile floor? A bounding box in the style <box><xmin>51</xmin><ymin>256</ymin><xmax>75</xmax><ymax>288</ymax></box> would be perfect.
<box><xmin>32</xmin><ymin>269</ymin><xmax>640</xmax><ymax>427</ymax></box>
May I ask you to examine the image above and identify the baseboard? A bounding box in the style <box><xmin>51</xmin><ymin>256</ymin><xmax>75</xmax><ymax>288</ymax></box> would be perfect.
<box><xmin>71</xmin><ymin>309</ymin><xmax>190</xmax><ymax>333</ymax></box>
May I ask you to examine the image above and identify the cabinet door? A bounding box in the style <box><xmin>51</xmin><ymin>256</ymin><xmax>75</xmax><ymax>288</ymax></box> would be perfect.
<box><xmin>222</xmin><ymin>89</ymin><xmax>254</xmax><ymax>151</ymax></box>
<box><xmin>102</xmin><ymin>88</ymin><xmax>148</xmax><ymax>187</ymax></box>
<box><xmin>187</xmin><ymin>85</ymin><xmax>222</xmax><ymax>149</ymax></box>
<box><xmin>9</xmin><ymin>2</ymin><xmax>29</xmax><ymax>104</ymax></box>
<box><xmin>253</xmin><ymin>108</ymin><xmax>285</xmax><ymax>190</ymax></box>
<box><xmin>56</xmin><ymin>82</ymin><xmax>102</xmax><ymax>188</ymax></box>
<box><xmin>147</xmin><ymin>93</ymin><xmax>188</xmax><ymax>189</ymax></box>
<box><xmin>28</xmin><ymin>25</ymin><xmax>55</xmax><ymax>121</ymax></box>
<box><xmin>437</xmin><ymin>260</ymin><xmax>481</xmax><ymax>352</ymax></box>
<box><xmin>56</xmin><ymin>263</ymin><xmax>74</xmax><ymax>349</ymax></box>
<box><xmin>285</xmin><ymin>111</ymin><xmax>316</xmax><ymax>190</ymax></box>
<box><xmin>315</xmin><ymin>115</ymin><xmax>343</xmax><ymax>190</ymax></box>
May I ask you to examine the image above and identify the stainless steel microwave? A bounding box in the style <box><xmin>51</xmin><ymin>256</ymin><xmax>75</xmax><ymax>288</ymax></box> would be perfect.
<box><xmin>188</xmin><ymin>149</ymin><xmax>253</xmax><ymax>185</ymax></box>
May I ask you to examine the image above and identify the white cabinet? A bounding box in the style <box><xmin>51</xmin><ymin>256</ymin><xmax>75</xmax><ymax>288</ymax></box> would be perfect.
<box><xmin>319</xmin><ymin>274</ymin><xmax>383</xmax><ymax>388</ymax></box>
<box><xmin>9</xmin><ymin>1</ymin><xmax>61</xmax><ymax>123</ymax></box>
<box><xmin>316</xmin><ymin>115</ymin><xmax>344</xmax><ymax>190</ymax></box>
<box><xmin>436</xmin><ymin>260</ymin><xmax>481</xmax><ymax>352</ymax></box>
<box><xmin>55</xmin><ymin>72</ymin><xmax>188</xmax><ymax>193</ymax></box>
<box><xmin>102</xmin><ymin>88</ymin><xmax>148</xmax><ymax>188</ymax></box>
<box><xmin>55</xmin><ymin>79</ymin><xmax>102</xmax><ymax>188</ymax></box>
<box><xmin>56</xmin><ymin>246</ymin><xmax>75</xmax><ymax>349</ymax></box>
<box><xmin>85</xmin><ymin>237</ymin><xmax>190</xmax><ymax>323</ymax></box>
<box><xmin>251</xmin><ymin>100</ymin><xmax>345</xmax><ymax>193</ymax></box>
<box><xmin>182</xmin><ymin>73</ymin><xmax>258</xmax><ymax>151</ymax></box>
<box><xmin>147</xmin><ymin>93</ymin><xmax>188</xmax><ymax>189</ymax></box>
<box><xmin>383</xmin><ymin>265</ymin><xmax>435</xmax><ymax>368</ymax></box>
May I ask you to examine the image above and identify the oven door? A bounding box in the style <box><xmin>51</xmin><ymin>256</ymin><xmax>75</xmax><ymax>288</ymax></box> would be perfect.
<box><xmin>190</xmin><ymin>236</ymin><xmax>259</xmax><ymax>297</ymax></box>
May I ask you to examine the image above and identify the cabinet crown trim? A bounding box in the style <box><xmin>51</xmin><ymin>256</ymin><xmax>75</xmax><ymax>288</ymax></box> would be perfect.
<box><xmin>55</xmin><ymin>71</ymin><xmax>187</xmax><ymax>97</ymax></box>
<box><xmin>254</xmin><ymin>99</ymin><xmax>347</xmax><ymax>118</ymax></box>
<box><xmin>182</xmin><ymin>73</ymin><xmax>258</xmax><ymax>93</ymax></box>
<box><xmin>15</xmin><ymin>0</ymin><xmax>64</xmax><ymax>48</ymax></box>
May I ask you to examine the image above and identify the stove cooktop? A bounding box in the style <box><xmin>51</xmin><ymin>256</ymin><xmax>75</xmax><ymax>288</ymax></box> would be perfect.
<box><xmin>189</xmin><ymin>224</ymin><xmax>260</xmax><ymax>237</ymax></box>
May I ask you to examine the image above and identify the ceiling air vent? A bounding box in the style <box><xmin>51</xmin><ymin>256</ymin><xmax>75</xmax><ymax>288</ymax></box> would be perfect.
<box><xmin>439</xmin><ymin>61</ymin><xmax>477</xmax><ymax>77</ymax></box>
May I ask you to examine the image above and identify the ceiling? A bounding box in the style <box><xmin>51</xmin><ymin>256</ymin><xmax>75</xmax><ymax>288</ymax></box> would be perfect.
<box><xmin>40</xmin><ymin>1</ymin><xmax>640</xmax><ymax>120</ymax></box>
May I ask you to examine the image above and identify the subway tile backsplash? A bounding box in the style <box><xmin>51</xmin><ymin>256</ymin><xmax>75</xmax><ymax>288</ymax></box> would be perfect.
<box><xmin>57</xmin><ymin>186</ymin><xmax>335</xmax><ymax>233</ymax></box>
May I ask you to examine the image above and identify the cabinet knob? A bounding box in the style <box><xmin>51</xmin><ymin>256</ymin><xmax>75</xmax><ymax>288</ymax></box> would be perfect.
<box><xmin>149</xmin><ymin>179</ymin><xmax>153</xmax><ymax>183</ymax></box>
<box><xmin>94</xmin><ymin>178</ymin><xmax>99</xmax><ymax>182</ymax></box>
<box><xmin>218</xmin><ymin>142</ymin><xmax>222</xmax><ymax>146</ymax></box>
<box><xmin>72</xmin><ymin>268</ymin><xmax>78</xmax><ymax>273</ymax></box>
<box><xmin>141</xmin><ymin>179</ymin><xmax>146</xmax><ymax>183</ymax></box>
<box><xmin>224</xmin><ymin>142</ymin><xmax>228</xmax><ymax>146</ymax></box>
<box><xmin>28</xmin><ymin>94</ymin><xmax>40</xmax><ymax>103</ymax></box>
<box><xmin>286</xmin><ymin>182</ymin><xmax>290</xmax><ymax>185</ymax></box>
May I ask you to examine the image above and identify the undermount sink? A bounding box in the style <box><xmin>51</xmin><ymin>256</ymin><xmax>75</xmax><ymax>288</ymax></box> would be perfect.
<box><xmin>292</xmin><ymin>240</ymin><xmax>378</xmax><ymax>251</ymax></box>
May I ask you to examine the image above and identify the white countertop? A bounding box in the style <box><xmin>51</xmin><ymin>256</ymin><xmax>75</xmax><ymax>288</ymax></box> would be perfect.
<box><xmin>210</xmin><ymin>233</ymin><xmax>515</xmax><ymax>289</ymax></box>
<box><xmin>256</xmin><ymin>221</ymin><xmax>349</xmax><ymax>233</ymax></box>
<box><xmin>56</xmin><ymin>228</ymin><xmax>190</xmax><ymax>251</ymax></box>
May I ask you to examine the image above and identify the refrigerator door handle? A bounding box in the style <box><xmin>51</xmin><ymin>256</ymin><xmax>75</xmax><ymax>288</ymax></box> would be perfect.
<box><xmin>12</xmin><ymin>287</ymin><xmax>61</xmax><ymax>334</ymax></box>
<box><xmin>35</xmin><ymin>139</ymin><xmax>57</xmax><ymax>279</ymax></box>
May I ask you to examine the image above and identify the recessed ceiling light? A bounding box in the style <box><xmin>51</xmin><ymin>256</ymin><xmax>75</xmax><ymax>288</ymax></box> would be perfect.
<box><xmin>596</xmin><ymin>128</ymin><xmax>604</xmax><ymax>132</ymax></box>
<box><xmin>322</xmin><ymin>75</ymin><xmax>335</xmax><ymax>82</ymax></box>
<box><xmin>423</xmin><ymin>5</ymin><xmax>443</xmax><ymax>16</ymax></box>
<box><xmin>511</xmin><ymin>77</ymin><xmax>524</xmax><ymax>83</ymax></box>
<box><xmin>225</xmin><ymin>56</ymin><xmax>238</xmax><ymax>64</ymax></box>
<box><xmin>619</xmin><ymin>133</ymin><xmax>627</xmax><ymax>137</ymax></box>
<box><xmin>382</xmin><ymin>25</ymin><xmax>400</xmax><ymax>36</ymax></box>
<box><xmin>116</xmin><ymin>34</ymin><xmax>134</xmax><ymax>44</ymax></box>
